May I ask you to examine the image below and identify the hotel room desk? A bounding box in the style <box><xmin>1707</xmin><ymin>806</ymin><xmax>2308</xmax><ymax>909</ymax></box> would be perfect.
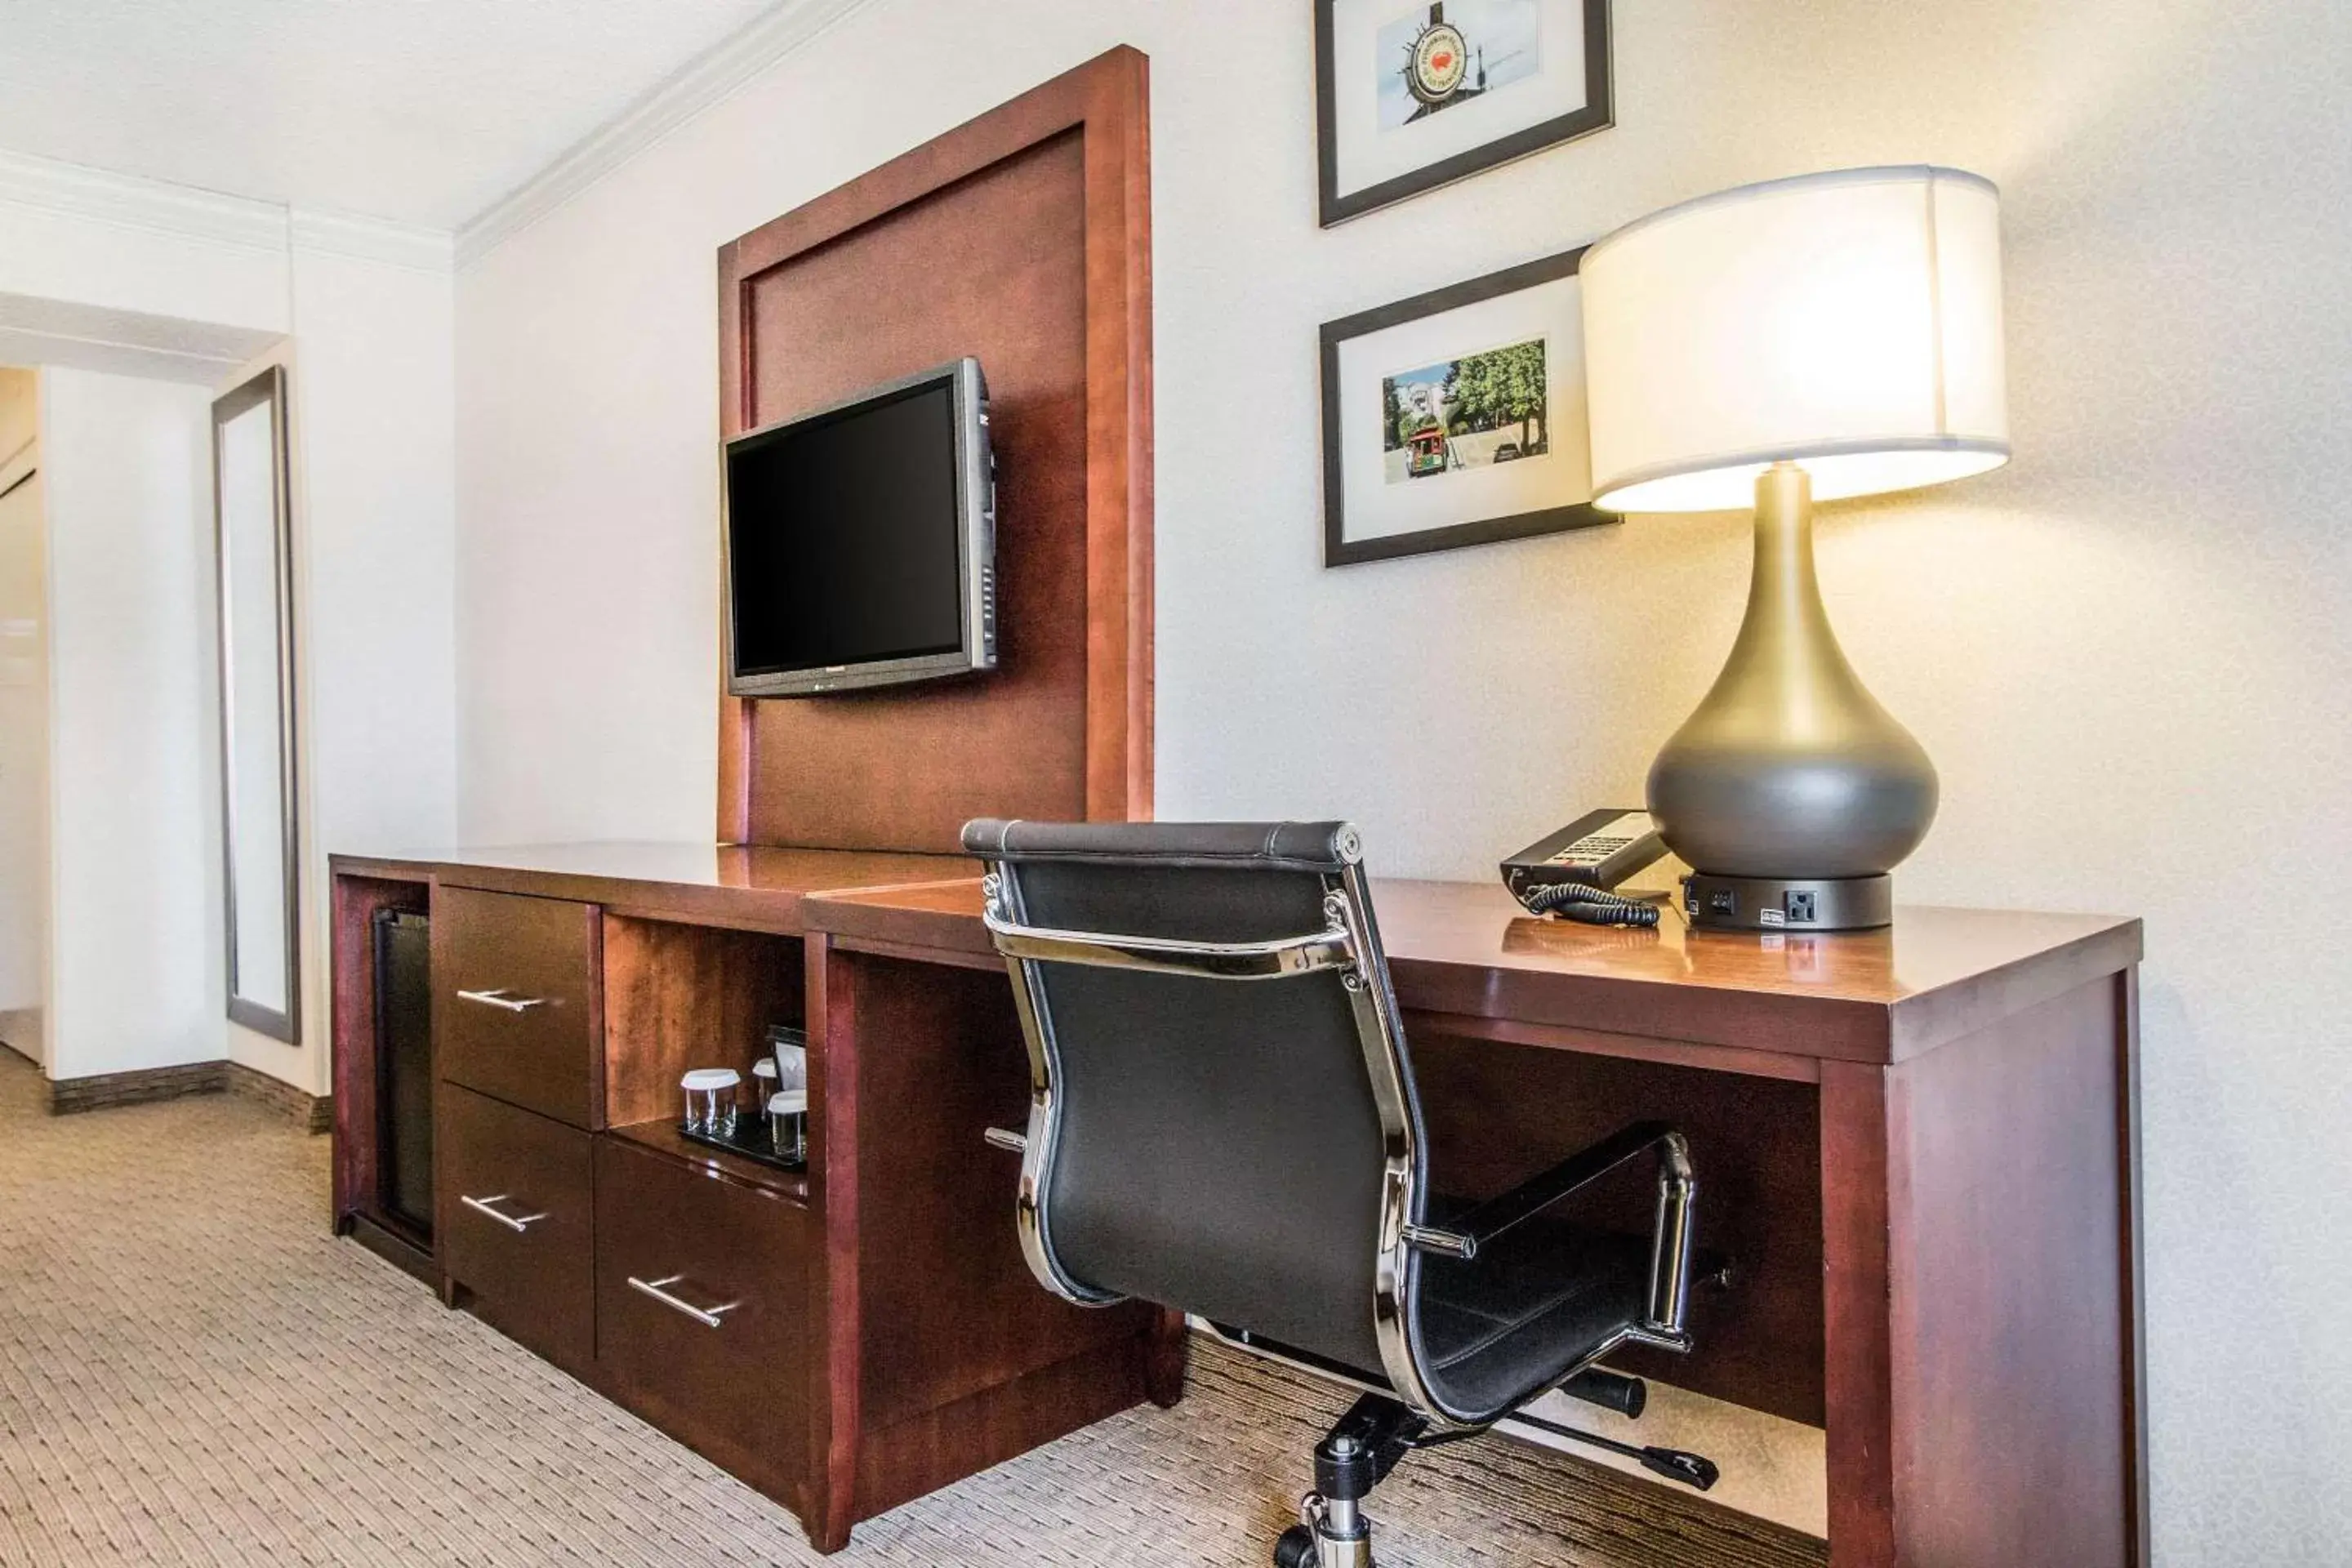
<box><xmin>807</xmin><ymin>875</ymin><xmax>2148</xmax><ymax>1568</ymax></box>
<box><xmin>332</xmin><ymin>846</ymin><xmax>2143</xmax><ymax>1566</ymax></box>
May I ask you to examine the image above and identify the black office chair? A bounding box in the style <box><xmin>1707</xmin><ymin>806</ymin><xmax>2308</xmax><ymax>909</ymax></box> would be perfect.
<box><xmin>963</xmin><ymin>819</ymin><xmax>1717</xmax><ymax>1568</ymax></box>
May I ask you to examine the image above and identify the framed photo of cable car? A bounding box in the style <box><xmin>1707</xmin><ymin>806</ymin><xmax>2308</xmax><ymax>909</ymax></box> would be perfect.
<box><xmin>1316</xmin><ymin>0</ymin><xmax>1613</xmax><ymax>226</ymax></box>
<box><xmin>1320</xmin><ymin>245</ymin><xmax>1611</xmax><ymax>567</ymax></box>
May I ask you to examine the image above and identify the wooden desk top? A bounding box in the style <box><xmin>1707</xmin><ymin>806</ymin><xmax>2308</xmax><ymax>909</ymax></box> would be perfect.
<box><xmin>330</xmin><ymin>841</ymin><xmax>977</xmax><ymax>935</ymax></box>
<box><xmin>807</xmin><ymin>875</ymin><xmax>2142</xmax><ymax>1067</ymax></box>
<box><xmin>332</xmin><ymin>843</ymin><xmax>2140</xmax><ymax>1067</ymax></box>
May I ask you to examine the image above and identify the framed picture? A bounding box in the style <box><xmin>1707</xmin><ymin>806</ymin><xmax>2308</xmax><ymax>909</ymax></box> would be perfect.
<box><xmin>1316</xmin><ymin>0</ymin><xmax>1613</xmax><ymax>226</ymax></box>
<box><xmin>1321</xmin><ymin>246</ymin><xmax>1610</xmax><ymax>567</ymax></box>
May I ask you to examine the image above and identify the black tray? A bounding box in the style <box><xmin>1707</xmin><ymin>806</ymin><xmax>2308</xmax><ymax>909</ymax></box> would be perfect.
<box><xmin>677</xmin><ymin>1116</ymin><xmax>806</xmax><ymax>1174</ymax></box>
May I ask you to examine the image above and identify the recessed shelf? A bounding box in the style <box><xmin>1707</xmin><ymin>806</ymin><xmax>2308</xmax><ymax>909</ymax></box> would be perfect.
<box><xmin>601</xmin><ymin>911</ymin><xmax>804</xmax><ymax>1126</ymax></box>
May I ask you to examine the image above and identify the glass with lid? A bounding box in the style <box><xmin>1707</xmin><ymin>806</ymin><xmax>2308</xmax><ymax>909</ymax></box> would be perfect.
<box><xmin>767</xmin><ymin>1089</ymin><xmax>808</xmax><ymax>1165</ymax></box>
<box><xmin>680</xmin><ymin>1067</ymin><xmax>742</xmax><ymax>1135</ymax></box>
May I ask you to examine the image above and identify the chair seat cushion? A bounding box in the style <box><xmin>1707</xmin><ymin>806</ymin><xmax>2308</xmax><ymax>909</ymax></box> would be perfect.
<box><xmin>1412</xmin><ymin>1214</ymin><xmax>1652</xmax><ymax>1422</ymax></box>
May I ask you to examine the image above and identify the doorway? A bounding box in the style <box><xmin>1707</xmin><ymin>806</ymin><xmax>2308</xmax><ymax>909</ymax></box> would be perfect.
<box><xmin>0</xmin><ymin>368</ymin><xmax>41</xmax><ymax>1065</ymax></box>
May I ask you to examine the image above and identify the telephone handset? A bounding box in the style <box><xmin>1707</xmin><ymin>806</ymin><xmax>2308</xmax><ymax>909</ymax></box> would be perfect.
<box><xmin>1501</xmin><ymin>809</ymin><xmax>1669</xmax><ymax>928</ymax></box>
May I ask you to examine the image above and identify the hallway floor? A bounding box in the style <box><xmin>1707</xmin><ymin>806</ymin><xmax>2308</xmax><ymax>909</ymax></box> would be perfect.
<box><xmin>0</xmin><ymin>1050</ymin><xmax>1824</xmax><ymax>1566</ymax></box>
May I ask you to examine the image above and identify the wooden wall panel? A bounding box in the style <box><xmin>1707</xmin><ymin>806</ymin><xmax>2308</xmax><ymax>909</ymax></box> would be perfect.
<box><xmin>717</xmin><ymin>48</ymin><xmax>1152</xmax><ymax>853</ymax></box>
<box><xmin>742</xmin><ymin>135</ymin><xmax>1089</xmax><ymax>849</ymax></box>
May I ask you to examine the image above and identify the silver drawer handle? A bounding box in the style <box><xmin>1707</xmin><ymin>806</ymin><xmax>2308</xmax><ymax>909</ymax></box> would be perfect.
<box><xmin>459</xmin><ymin>1193</ymin><xmax>548</xmax><ymax>1232</ymax></box>
<box><xmin>456</xmin><ymin>987</ymin><xmax>549</xmax><ymax>1013</ymax></box>
<box><xmin>627</xmin><ymin>1274</ymin><xmax>742</xmax><ymax>1330</ymax></box>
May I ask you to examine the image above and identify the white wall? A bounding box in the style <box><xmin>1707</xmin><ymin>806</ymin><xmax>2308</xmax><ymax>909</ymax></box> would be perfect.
<box><xmin>243</xmin><ymin>236</ymin><xmax>458</xmax><ymax>1097</ymax></box>
<box><xmin>452</xmin><ymin>0</ymin><xmax>2351</xmax><ymax>1558</ymax></box>
<box><xmin>39</xmin><ymin>368</ymin><xmax>221</xmax><ymax>1081</ymax></box>
<box><xmin>0</xmin><ymin>154</ymin><xmax>459</xmax><ymax>1096</ymax></box>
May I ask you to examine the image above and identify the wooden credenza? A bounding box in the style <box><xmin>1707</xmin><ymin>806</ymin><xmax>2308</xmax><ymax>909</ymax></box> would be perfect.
<box><xmin>329</xmin><ymin>844</ymin><xmax>1182</xmax><ymax>1552</ymax></box>
<box><xmin>333</xmin><ymin>843</ymin><xmax>2145</xmax><ymax>1567</ymax></box>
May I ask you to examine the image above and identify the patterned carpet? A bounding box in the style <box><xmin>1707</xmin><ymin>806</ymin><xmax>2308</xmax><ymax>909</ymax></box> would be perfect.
<box><xmin>0</xmin><ymin>1049</ymin><xmax>1826</xmax><ymax>1566</ymax></box>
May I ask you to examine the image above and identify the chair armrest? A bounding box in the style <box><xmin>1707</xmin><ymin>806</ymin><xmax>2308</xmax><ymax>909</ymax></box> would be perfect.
<box><xmin>1450</xmin><ymin>1120</ymin><xmax>1684</xmax><ymax>1252</ymax></box>
<box><xmin>1407</xmin><ymin>1120</ymin><xmax>1699</xmax><ymax>1348</ymax></box>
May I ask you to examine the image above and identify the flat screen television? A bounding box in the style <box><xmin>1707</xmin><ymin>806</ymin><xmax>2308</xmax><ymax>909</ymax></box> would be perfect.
<box><xmin>724</xmin><ymin>357</ymin><xmax>995</xmax><ymax>697</ymax></box>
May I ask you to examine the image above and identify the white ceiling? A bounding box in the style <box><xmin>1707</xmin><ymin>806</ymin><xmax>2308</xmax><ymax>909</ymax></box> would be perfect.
<box><xmin>0</xmin><ymin>0</ymin><xmax>795</xmax><ymax>231</ymax></box>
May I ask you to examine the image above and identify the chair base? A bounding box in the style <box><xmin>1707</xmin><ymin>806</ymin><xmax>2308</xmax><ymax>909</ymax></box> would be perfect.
<box><xmin>1274</xmin><ymin>1517</ymin><xmax>1364</xmax><ymax>1568</ymax></box>
<box><xmin>1269</xmin><ymin>1395</ymin><xmax>1419</xmax><ymax>1567</ymax></box>
<box><xmin>1263</xmin><ymin>1383</ymin><xmax>1722</xmax><ymax>1566</ymax></box>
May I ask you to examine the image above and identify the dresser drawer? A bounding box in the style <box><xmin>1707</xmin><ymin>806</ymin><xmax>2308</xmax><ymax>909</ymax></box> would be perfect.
<box><xmin>435</xmin><ymin>885</ymin><xmax>603</xmax><ymax>1128</ymax></box>
<box><xmin>440</xmin><ymin>1083</ymin><xmax>595</xmax><ymax>1373</ymax></box>
<box><xmin>595</xmin><ymin>1138</ymin><xmax>810</xmax><ymax>1503</ymax></box>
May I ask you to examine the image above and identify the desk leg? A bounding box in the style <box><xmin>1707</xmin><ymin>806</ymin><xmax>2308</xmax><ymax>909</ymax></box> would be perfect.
<box><xmin>1820</xmin><ymin>1061</ymin><xmax>1897</xmax><ymax>1568</ymax></box>
<box><xmin>2117</xmin><ymin>969</ymin><xmax>2151</xmax><ymax>1568</ymax></box>
<box><xmin>806</xmin><ymin>935</ymin><xmax>862</xmax><ymax>1554</ymax></box>
<box><xmin>1821</xmin><ymin>980</ymin><xmax>2138</xmax><ymax>1568</ymax></box>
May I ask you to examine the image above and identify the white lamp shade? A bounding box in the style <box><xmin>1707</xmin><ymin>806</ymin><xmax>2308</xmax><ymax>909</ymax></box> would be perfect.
<box><xmin>1581</xmin><ymin>166</ymin><xmax>2009</xmax><ymax>513</ymax></box>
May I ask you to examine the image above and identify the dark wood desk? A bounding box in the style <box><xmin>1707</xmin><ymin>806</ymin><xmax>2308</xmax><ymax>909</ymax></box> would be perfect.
<box><xmin>332</xmin><ymin>847</ymin><xmax>2143</xmax><ymax>1567</ymax></box>
<box><xmin>809</xmin><ymin>874</ymin><xmax>2148</xmax><ymax>1568</ymax></box>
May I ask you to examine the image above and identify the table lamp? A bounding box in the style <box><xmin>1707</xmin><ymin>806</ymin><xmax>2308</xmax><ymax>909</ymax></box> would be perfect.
<box><xmin>1580</xmin><ymin>166</ymin><xmax>2008</xmax><ymax>932</ymax></box>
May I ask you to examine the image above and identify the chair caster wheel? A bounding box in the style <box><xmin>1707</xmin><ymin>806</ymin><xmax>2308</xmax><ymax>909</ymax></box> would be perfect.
<box><xmin>1272</xmin><ymin>1524</ymin><xmax>1318</xmax><ymax>1568</ymax></box>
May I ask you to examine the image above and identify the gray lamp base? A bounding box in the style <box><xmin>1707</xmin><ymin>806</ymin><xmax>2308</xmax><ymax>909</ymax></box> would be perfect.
<box><xmin>1682</xmin><ymin>873</ymin><xmax>1892</xmax><ymax>933</ymax></box>
<box><xmin>1646</xmin><ymin>465</ymin><xmax>1938</xmax><ymax>921</ymax></box>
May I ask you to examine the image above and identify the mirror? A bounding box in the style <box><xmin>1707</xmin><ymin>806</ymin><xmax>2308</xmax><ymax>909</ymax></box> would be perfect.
<box><xmin>212</xmin><ymin>368</ymin><xmax>300</xmax><ymax>1042</ymax></box>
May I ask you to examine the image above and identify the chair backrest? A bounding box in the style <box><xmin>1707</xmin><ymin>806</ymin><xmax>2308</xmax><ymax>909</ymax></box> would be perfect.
<box><xmin>962</xmin><ymin>819</ymin><xmax>1432</xmax><ymax>1392</ymax></box>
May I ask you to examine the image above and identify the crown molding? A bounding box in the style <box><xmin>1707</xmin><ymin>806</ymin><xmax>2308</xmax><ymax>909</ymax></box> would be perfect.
<box><xmin>290</xmin><ymin>209</ymin><xmax>454</xmax><ymax>273</ymax></box>
<box><xmin>0</xmin><ymin>0</ymin><xmax>866</xmax><ymax>278</ymax></box>
<box><xmin>0</xmin><ymin>146</ymin><xmax>284</xmax><ymax>253</ymax></box>
<box><xmin>0</xmin><ymin>147</ymin><xmax>452</xmax><ymax>274</ymax></box>
<box><xmin>456</xmin><ymin>0</ymin><xmax>880</xmax><ymax>270</ymax></box>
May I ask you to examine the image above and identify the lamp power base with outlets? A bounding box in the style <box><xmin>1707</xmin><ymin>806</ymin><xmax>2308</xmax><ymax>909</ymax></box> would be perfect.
<box><xmin>1681</xmin><ymin>872</ymin><xmax>1892</xmax><ymax>933</ymax></box>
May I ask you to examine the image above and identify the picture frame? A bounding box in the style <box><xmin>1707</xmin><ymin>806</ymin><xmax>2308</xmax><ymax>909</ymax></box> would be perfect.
<box><xmin>1321</xmin><ymin>246</ymin><xmax>1612</xmax><ymax>567</ymax></box>
<box><xmin>1316</xmin><ymin>0</ymin><xmax>1613</xmax><ymax>227</ymax></box>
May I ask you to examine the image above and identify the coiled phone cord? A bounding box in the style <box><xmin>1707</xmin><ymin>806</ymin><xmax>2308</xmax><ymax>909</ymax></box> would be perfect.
<box><xmin>1517</xmin><ymin>881</ymin><xmax>1662</xmax><ymax>929</ymax></box>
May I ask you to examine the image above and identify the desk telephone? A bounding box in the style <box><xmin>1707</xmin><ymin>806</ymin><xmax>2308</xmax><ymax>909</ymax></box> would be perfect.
<box><xmin>1501</xmin><ymin>808</ymin><xmax>1669</xmax><ymax>928</ymax></box>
